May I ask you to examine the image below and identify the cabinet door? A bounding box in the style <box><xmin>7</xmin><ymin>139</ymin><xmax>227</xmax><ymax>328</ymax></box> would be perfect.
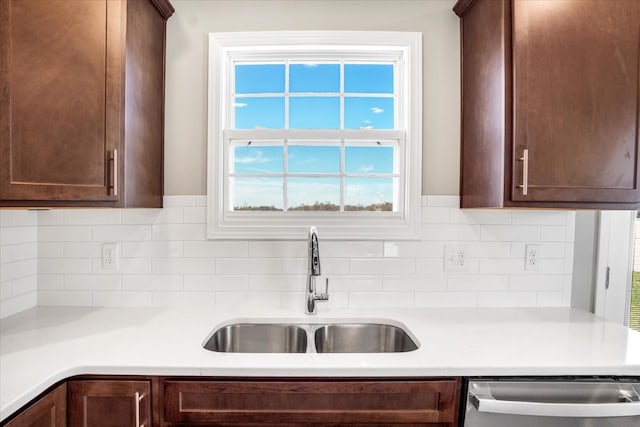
<box><xmin>0</xmin><ymin>0</ymin><xmax>123</xmax><ymax>203</ymax></box>
<box><xmin>4</xmin><ymin>384</ymin><xmax>66</xmax><ymax>427</ymax></box>
<box><xmin>163</xmin><ymin>379</ymin><xmax>460</xmax><ymax>426</ymax></box>
<box><xmin>511</xmin><ymin>0</ymin><xmax>640</xmax><ymax>203</ymax></box>
<box><xmin>68</xmin><ymin>380</ymin><xmax>150</xmax><ymax>427</ymax></box>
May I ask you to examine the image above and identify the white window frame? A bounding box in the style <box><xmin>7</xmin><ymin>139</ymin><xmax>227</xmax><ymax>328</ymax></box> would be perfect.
<box><xmin>207</xmin><ymin>31</ymin><xmax>422</xmax><ymax>240</ymax></box>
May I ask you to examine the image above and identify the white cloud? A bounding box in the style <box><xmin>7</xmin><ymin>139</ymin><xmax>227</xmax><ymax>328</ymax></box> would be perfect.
<box><xmin>370</xmin><ymin>107</ymin><xmax>384</xmax><ymax>114</ymax></box>
<box><xmin>235</xmin><ymin>151</ymin><xmax>272</xmax><ymax>164</ymax></box>
<box><xmin>302</xmin><ymin>63</ymin><xmax>319</xmax><ymax>68</ymax></box>
<box><xmin>363</xmin><ymin>120</ymin><xmax>371</xmax><ymax>124</ymax></box>
<box><xmin>234</xmin><ymin>102</ymin><xmax>248</xmax><ymax>108</ymax></box>
<box><xmin>359</xmin><ymin>165</ymin><xmax>375</xmax><ymax>172</ymax></box>
<box><xmin>359</xmin><ymin>125</ymin><xmax>373</xmax><ymax>130</ymax></box>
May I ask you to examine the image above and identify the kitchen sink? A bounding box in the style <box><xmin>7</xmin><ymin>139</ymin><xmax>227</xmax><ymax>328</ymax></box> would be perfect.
<box><xmin>203</xmin><ymin>321</ymin><xmax>419</xmax><ymax>353</ymax></box>
<box><xmin>203</xmin><ymin>323</ymin><xmax>308</xmax><ymax>353</ymax></box>
<box><xmin>314</xmin><ymin>323</ymin><xmax>419</xmax><ymax>353</ymax></box>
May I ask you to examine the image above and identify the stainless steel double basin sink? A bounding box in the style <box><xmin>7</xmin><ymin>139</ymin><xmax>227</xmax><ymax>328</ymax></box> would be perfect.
<box><xmin>203</xmin><ymin>321</ymin><xmax>419</xmax><ymax>353</ymax></box>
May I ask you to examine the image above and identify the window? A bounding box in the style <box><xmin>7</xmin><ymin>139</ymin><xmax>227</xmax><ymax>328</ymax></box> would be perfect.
<box><xmin>207</xmin><ymin>32</ymin><xmax>422</xmax><ymax>239</ymax></box>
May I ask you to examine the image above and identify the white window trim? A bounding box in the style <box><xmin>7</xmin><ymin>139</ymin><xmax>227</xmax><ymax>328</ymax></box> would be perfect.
<box><xmin>207</xmin><ymin>31</ymin><xmax>422</xmax><ymax>240</ymax></box>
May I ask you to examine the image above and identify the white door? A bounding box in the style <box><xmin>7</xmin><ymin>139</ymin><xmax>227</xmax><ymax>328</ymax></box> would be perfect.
<box><xmin>594</xmin><ymin>211</ymin><xmax>635</xmax><ymax>324</ymax></box>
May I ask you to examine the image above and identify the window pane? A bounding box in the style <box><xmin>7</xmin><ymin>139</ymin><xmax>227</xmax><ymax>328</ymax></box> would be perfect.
<box><xmin>290</xmin><ymin>97</ymin><xmax>340</xmax><ymax>129</ymax></box>
<box><xmin>235</xmin><ymin>97</ymin><xmax>284</xmax><ymax>129</ymax></box>
<box><xmin>288</xmin><ymin>144</ymin><xmax>340</xmax><ymax>173</ymax></box>
<box><xmin>344</xmin><ymin>64</ymin><xmax>394</xmax><ymax>94</ymax></box>
<box><xmin>289</xmin><ymin>64</ymin><xmax>340</xmax><ymax>93</ymax></box>
<box><xmin>232</xmin><ymin>177</ymin><xmax>283</xmax><ymax>211</ymax></box>
<box><xmin>344</xmin><ymin>97</ymin><xmax>394</xmax><ymax>129</ymax></box>
<box><xmin>344</xmin><ymin>177</ymin><xmax>394</xmax><ymax>211</ymax></box>
<box><xmin>345</xmin><ymin>145</ymin><xmax>395</xmax><ymax>174</ymax></box>
<box><xmin>235</xmin><ymin>64</ymin><xmax>285</xmax><ymax>94</ymax></box>
<box><xmin>232</xmin><ymin>144</ymin><xmax>283</xmax><ymax>174</ymax></box>
<box><xmin>288</xmin><ymin>178</ymin><xmax>340</xmax><ymax>211</ymax></box>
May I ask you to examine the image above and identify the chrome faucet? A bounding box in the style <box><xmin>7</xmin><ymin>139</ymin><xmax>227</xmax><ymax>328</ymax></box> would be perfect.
<box><xmin>306</xmin><ymin>226</ymin><xmax>329</xmax><ymax>314</ymax></box>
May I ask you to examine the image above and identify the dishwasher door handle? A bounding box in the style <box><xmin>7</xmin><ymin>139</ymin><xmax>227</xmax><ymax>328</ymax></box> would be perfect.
<box><xmin>470</xmin><ymin>394</ymin><xmax>640</xmax><ymax>418</ymax></box>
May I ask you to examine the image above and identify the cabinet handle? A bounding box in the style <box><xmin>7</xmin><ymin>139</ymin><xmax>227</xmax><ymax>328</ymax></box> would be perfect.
<box><xmin>109</xmin><ymin>149</ymin><xmax>118</xmax><ymax>196</ymax></box>
<box><xmin>134</xmin><ymin>391</ymin><xmax>143</xmax><ymax>427</ymax></box>
<box><xmin>519</xmin><ymin>149</ymin><xmax>529</xmax><ymax>196</ymax></box>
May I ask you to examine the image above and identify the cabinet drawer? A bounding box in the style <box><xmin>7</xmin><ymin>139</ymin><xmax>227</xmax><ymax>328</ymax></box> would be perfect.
<box><xmin>164</xmin><ymin>379</ymin><xmax>460</xmax><ymax>426</ymax></box>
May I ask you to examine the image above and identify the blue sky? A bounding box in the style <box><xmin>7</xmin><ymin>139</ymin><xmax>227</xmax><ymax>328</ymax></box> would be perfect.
<box><xmin>231</xmin><ymin>63</ymin><xmax>396</xmax><ymax>209</ymax></box>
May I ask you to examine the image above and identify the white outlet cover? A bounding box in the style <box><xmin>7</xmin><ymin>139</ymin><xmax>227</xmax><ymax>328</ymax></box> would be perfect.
<box><xmin>525</xmin><ymin>244</ymin><xmax>540</xmax><ymax>272</ymax></box>
<box><xmin>444</xmin><ymin>244</ymin><xmax>469</xmax><ymax>272</ymax></box>
<box><xmin>102</xmin><ymin>243</ymin><xmax>119</xmax><ymax>271</ymax></box>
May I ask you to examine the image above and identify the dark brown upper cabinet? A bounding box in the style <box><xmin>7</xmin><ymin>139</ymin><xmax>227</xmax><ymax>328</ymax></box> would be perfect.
<box><xmin>454</xmin><ymin>0</ymin><xmax>640</xmax><ymax>209</ymax></box>
<box><xmin>0</xmin><ymin>0</ymin><xmax>174</xmax><ymax>208</ymax></box>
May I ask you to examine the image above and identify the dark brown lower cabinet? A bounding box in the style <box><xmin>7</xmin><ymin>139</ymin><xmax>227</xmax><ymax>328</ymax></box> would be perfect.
<box><xmin>163</xmin><ymin>379</ymin><xmax>461</xmax><ymax>426</ymax></box>
<box><xmin>67</xmin><ymin>380</ymin><xmax>151</xmax><ymax>427</ymax></box>
<box><xmin>4</xmin><ymin>383</ymin><xmax>66</xmax><ymax>427</ymax></box>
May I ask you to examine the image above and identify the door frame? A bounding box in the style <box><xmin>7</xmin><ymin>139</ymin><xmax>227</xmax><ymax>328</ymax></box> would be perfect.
<box><xmin>594</xmin><ymin>211</ymin><xmax>636</xmax><ymax>325</ymax></box>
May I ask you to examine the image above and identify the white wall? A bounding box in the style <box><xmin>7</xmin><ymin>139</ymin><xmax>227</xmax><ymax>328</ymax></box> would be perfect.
<box><xmin>164</xmin><ymin>0</ymin><xmax>460</xmax><ymax>195</ymax></box>
<box><xmin>0</xmin><ymin>211</ymin><xmax>38</xmax><ymax>318</ymax></box>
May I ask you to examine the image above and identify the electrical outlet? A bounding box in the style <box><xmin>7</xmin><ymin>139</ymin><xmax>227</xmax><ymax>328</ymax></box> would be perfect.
<box><xmin>102</xmin><ymin>243</ymin><xmax>119</xmax><ymax>271</ymax></box>
<box><xmin>444</xmin><ymin>244</ymin><xmax>469</xmax><ymax>272</ymax></box>
<box><xmin>525</xmin><ymin>244</ymin><xmax>540</xmax><ymax>272</ymax></box>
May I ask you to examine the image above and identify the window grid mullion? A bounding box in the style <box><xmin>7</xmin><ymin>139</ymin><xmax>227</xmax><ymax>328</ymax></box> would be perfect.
<box><xmin>340</xmin><ymin>139</ymin><xmax>345</xmax><ymax>212</ymax></box>
<box><xmin>284</xmin><ymin>60</ymin><xmax>290</xmax><ymax>129</ymax></box>
<box><xmin>283</xmin><ymin>138</ymin><xmax>289</xmax><ymax>211</ymax></box>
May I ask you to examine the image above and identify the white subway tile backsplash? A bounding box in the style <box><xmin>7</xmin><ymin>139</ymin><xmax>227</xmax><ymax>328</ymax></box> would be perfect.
<box><xmin>183</xmin><ymin>207</ymin><xmax>206</xmax><ymax>224</ymax></box>
<box><xmin>65</xmin><ymin>275</ymin><xmax>122</xmax><ymax>291</ymax></box>
<box><xmin>248</xmin><ymin>275</ymin><xmax>305</xmax><ymax>292</ymax></box>
<box><xmin>64</xmin><ymin>210</ymin><xmax>122</xmax><ymax>225</ymax></box>
<box><xmin>383</xmin><ymin>241</ymin><xmax>443</xmax><ymax>258</ymax></box>
<box><xmin>121</xmin><ymin>208</ymin><xmax>183</xmax><ymax>225</ymax></box>
<box><xmin>350</xmin><ymin>258</ymin><xmax>415</xmax><ymax>275</ymax></box>
<box><xmin>38</xmin><ymin>242</ymin><xmax>63</xmax><ymax>258</ymax></box>
<box><xmin>450</xmin><ymin>209</ymin><xmax>512</xmax><ymax>225</ymax></box>
<box><xmin>93</xmin><ymin>225</ymin><xmax>152</xmax><ymax>241</ymax></box>
<box><xmin>349</xmin><ymin>292</ymin><xmax>414</xmax><ymax>308</ymax></box>
<box><xmin>420</xmin><ymin>207</ymin><xmax>450</xmax><ymax>224</ymax></box>
<box><xmin>511</xmin><ymin>211</ymin><xmax>568</xmax><ymax>225</ymax></box>
<box><xmin>509</xmin><ymin>275</ymin><xmax>564</xmax><ymax>292</ymax></box>
<box><xmin>39</xmin><ymin>226</ymin><xmax>91</xmax><ymax>242</ymax></box>
<box><xmin>163</xmin><ymin>195</ymin><xmax>197</xmax><ymax>207</ymax></box>
<box><xmin>185</xmin><ymin>241</ymin><xmax>247</xmax><ymax>258</ymax></box>
<box><xmin>447</xmin><ymin>275</ymin><xmax>508</xmax><ymax>292</ymax></box>
<box><xmin>123</xmin><ymin>275</ymin><xmax>183</xmax><ymax>291</ymax></box>
<box><xmin>63</xmin><ymin>242</ymin><xmax>102</xmax><ymax>258</ymax></box>
<box><xmin>152</xmin><ymin>223</ymin><xmax>206</xmax><ymax>241</ymax></box>
<box><xmin>38</xmin><ymin>275</ymin><xmax>64</xmax><ymax>290</ymax></box>
<box><xmin>184</xmin><ymin>275</ymin><xmax>248</xmax><ymax>291</ymax></box>
<box><xmin>330</xmin><ymin>275</ymin><xmax>382</xmax><ymax>291</ymax></box>
<box><xmin>248</xmin><ymin>241</ymin><xmax>304</xmax><ymax>258</ymax></box>
<box><xmin>152</xmin><ymin>258</ymin><xmax>214</xmax><ymax>274</ymax></box>
<box><xmin>0</xmin><ymin>195</ymin><xmax>579</xmax><ymax>316</ymax></box>
<box><xmin>421</xmin><ymin>224</ymin><xmax>482</xmax><ymax>241</ymax></box>
<box><xmin>122</xmin><ymin>241</ymin><xmax>184</xmax><ymax>258</ymax></box>
<box><xmin>382</xmin><ymin>275</ymin><xmax>447</xmax><ymax>291</ymax></box>
<box><xmin>541</xmin><ymin>225</ymin><xmax>569</xmax><ymax>242</ymax></box>
<box><xmin>481</xmin><ymin>225</ymin><xmax>540</xmax><ymax>242</ymax></box>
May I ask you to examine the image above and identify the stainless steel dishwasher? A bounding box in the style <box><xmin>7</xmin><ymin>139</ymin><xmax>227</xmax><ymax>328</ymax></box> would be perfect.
<box><xmin>463</xmin><ymin>378</ymin><xmax>640</xmax><ymax>427</ymax></box>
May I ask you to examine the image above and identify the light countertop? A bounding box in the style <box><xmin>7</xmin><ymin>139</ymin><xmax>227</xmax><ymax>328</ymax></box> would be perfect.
<box><xmin>1</xmin><ymin>306</ymin><xmax>639</xmax><ymax>421</ymax></box>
